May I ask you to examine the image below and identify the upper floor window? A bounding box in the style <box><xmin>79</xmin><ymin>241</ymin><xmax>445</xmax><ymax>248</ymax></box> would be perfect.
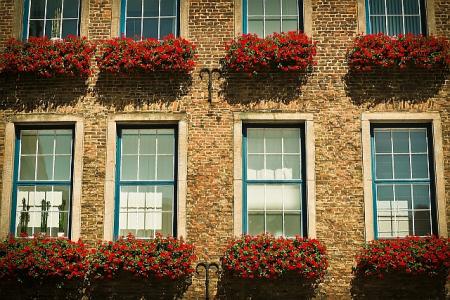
<box><xmin>366</xmin><ymin>0</ymin><xmax>427</xmax><ymax>35</ymax></box>
<box><xmin>243</xmin><ymin>125</ymin><xmax>306</xmax><ymax>237</ymax></box>
<box><xmin>115</xmin><ymin>127</ymin><xmax>177</xmax><ymax>239</ymax></box>
<box><xmin>121</xmin><ymin>0</ymin><xmax>179</xmax><ymax>40</ymax></box>
<box><xmin>244</xmin><ymin>0</ymin><xmax>304</xmax><ymax>37</ymax></box>
<box><xmin>372</xmin><ymin>125</ymin><xmax>437</xmax><ymax>238</ymax></box>
<box><xmin>12</xmin><ymin>128</ymin><xmax>74</xmax><ymax>237</ymax></box>
<box><xmin>23</xmin><ymin>0</ymin><xmax>81</xmax><ymax>39</ymax></box>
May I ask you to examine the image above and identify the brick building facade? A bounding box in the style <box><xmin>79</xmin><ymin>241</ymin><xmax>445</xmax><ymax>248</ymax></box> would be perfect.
<box><xmin>0</xmin><ymin>0</ymin><xmax>449</xmax><ymax>298</ymax></box>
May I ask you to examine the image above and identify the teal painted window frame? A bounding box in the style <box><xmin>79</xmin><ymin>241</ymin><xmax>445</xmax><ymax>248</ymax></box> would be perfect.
<box><xmin>242</xmin><ymin>124</ymin><xmax>307</xmax><ymax>237</ymax></box>
<box><xmin>10</xmin><ymin>126</ymin><xmax>75</xmax><ymax>237</ymax></box>
<box><xmin>242</xmin><ymin>0</ymin><xmax>305</xmax><ymax>36</ymax></box>
<box><xmin>370</xmin><ymin>123</ymin><xmax>438</xmax><ymax>239</ymax></box>
<box><xmin>114</xmin><ymin>125</ymin><xmax>178</xmax><ymax>240</ymax></box>
<box><xmin>365</xmin><ymin>0</ymin><xmax>428</xmax><ymax>35</ymax></box>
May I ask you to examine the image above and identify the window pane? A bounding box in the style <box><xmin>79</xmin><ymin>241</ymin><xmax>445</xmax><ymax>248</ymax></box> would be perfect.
<box><xmin>157</xmin><ymin>155</ymin><xmax>173</xmax><ymax>180</ymax></box>
<box><xmin>37</xmin><ymin>133</ymin><xmax>54</xmax><ymax>155</ymax></box>
<box><xmin>283</xmin><ymin>129</ymin><xmax>300</xmax><ymax>153</ymax></box>
<box><xmin>122</xmin><ymin>132</ymin><xmax>139</xmax><ymax>155</ymax></box>
<box><xmin>248</xmin><ymin>129</ymin><xmax>264</xmax><ymax>153</ymax></box>
<box><xmin>265</xmin><ymin>129</ymin><xmax>282</xmax><ymax>153</ymax></box>
<box><xmin>375</xmin><ymin>154</ymin><xmax>393</xmax><ymax>179</ymax></box>
<box><xmin>248</xmin><ymin>185</ymin><xmax>265</xmax><ymax>210</ymax></box>
<box><xmin>377</xmin><ymin>185</ymin><xmax>394</xmax><ymax>201</ymax></box>
<box><xmin>393</xmin><ymin>154</ymin><xmax>410</xmax><ymax>179</ymax></box>
<box><xmin>410</xmin><ymin>130</ymin><xmax>427</xmax><ymax>153</ymax></box>
<box><xmin>404</xmin><ymin>0</ymin><xmax>420</xmax><ymax>14</ymax></box>
<box><xmin>122</xmin><ymin>156</ymin><xmax>138</xmax><ymax>180</ymax></box>
<box><xmin>388</xmin><ymin>16</ymin><xmax>403</xmax><ymax>35</ymax></box>
<box><xmin>386</xmin><ymin>0</ymin><xmax>402</xmax><ymax>14</ymax></box>
<box><xmin>20</xmin><ymin>156</ymin><xmax>36</xmax><ymax>180</ymax></box>
<box><xmin>21</xmin><ymin>132</ymin><xmax>37</xmax><ymax>155</ymax></box>
<box><xmin>29</xmin><ymin>20</ymin><xmax>44</xmax><ymax>37</ymax></box>
<box><xmin>248</xmin><ymin>0</ymin><xmax>263</xmax><ymax>15</ymax></box>
<box><xmin>395</xmin><ymin>185</ymin><xmax>412</xmax><ymax>210</ymax></box>
<box><xmin>127</xmin><ymin>0</ymin><xmax>142</xmax><ymax>17</ymax></box>
<box><xmin>284</xmin><ymin>213</ymin><xmax>301</xmax><ymax>237</ymax></box>
<box><xmin>54</xmin><ymin>156</ymin><xmax>71</xmax><ymax>180</ymax></box>
<box><xmin>282</xmin><ymin>18</ymin><xmax>298</xmax><ymax>32</ymax></box>
<box><xmin>46</xmin><ymin>0</ymin><xmax>63</xmax><ymax>19</ymax></box>
<box><xmin>266</xmin><ymin>19</ymin><xmax>281</xmax><ymax>35</ymax></box>
<box><xmin>160</xmin><ymin>0</ymin><xmax>177</xmax><ymax>16</ymax></box>
<box><xmin>370</xmin><ymin>16</ymin><xmax>386</xmax><ymax>33</ymax></box>
<box><xmin>265</xmin><ymin>185</ymin><xmax>283</xmax><ymax>210</ymax></box>
<box><xmin>144</xmin><ymin>0</ymin><xmax>159</xmax><ymax>17</ymax></box>
<box><xmin>159</xmin><ymin>212</ymin><xmax>172</xmax><ymax>236</ymax></box>
<box><xmin>53</xmin><ymin>185</ymin><xmax>70</xmax><ymax>236</ymax></box>
<box><xmin>265</xmin><ymin>0</ymin><xmax>281</xmax><ymax>15</ymax></box>
<box><xmin>30</xmin><ymin>0</ymin><xmax>46</xmax><ymax>18</ymax></box>
<box><xmin>160</xmin><ymin>18</ymin><xmax>176</xmax><ymax>38</ymax></box>
<box><xmin>16</xmin><ymin>186</ymin><xmax>35</xmax><ymax>236</ymax></box>
<box><xmin>413</xmin><ymin>184</ymin><xmax>430</xmax><ymax>209</ymax></box>
<box><xmin>266</xmin><ymin>154</ymin><xmax>282</xmax><ymax>180</ymax></box>
<box><xmin>126</xmin><ymin>19</ymin><xmax>142</xmax><ymax>39</ymax></box>
<box><xmin>55</xmin><ymin>133</ymin><xmax>72</xmax><ymax>155</ymax></box>
<box><xmin>374</xmin><ymin>131</ymin><xmax>391</xmax><ymax>153</ymax></box>
<box><xmin>411</xmin><ymin>154</ymin><xmax>428</xmax><ymax>178</ymax></box>
<box><xmin>247</xmin><ymin>154</ymin><xmax>264</xmax><ymax>179</ymax></box>
<box><xmin>405</xmin><ymin>16</ymin><xmax>422</xmax><ymax>34</ymax></box>
<box><xmin>142</xmin><ymin>18</ymin><xmax>158</xmax><ymax>39</ymax></box>
<box><xmin>36</xmin><ymin>156</ymin><xmax>53</xmax><ymax>180</ymax></box>
<box><xmin>248</xmin><ymin>18</ymin><xmax>264</xmax><ymax>36</ymax></box>
<box><xmin>157</xmin><ymin>185</ymin><xmax>173</xmax><ymax>211</ymax></box>
<box><xmin>369</xmin><ymin>0</ymin><xmax>385</xmax><ymax>14</ymax></box>
<box><xmin>63</xmin><ymin>0</ymin><xmax>79</xmax><ymax>18</ymax></box>
<box><xmin>392</xmin><ymin>131</ymin><xmax>409</xmax><ymax>153</ymax></box>
<box><xmin>140</xmin><ymin>133</ymin><xmax>156</xmax><ymax>154</ymax></box>
<box><xmin>282</xmin><ymin>0</ymin><xmax>298</xmax><ymax>15</ymax></box>
<box><xmin>62</xmin><ymin>19</ymin><xmax>78</xmax><ymax>37</ymax></box>
<box><xmin>266</xmin><ymin>212</ymin><xmax>283</xmax><ymax>236</ymax></box>
<box><xmin>139</xmin><ymin>155</ymin><xmax>156</xmax><ymax>180</ymax></box>
<box><xmin>414</xmin><ymin>213</ymin><xmax>431</xmax><ymax>236</ymax></box>
<box><xmin>283</xmin><ymin>155</ymin><xmax>300</xmax><ymax>179</ymax></box>
<box><xmin>283</xmin><ymin>184</ymin><xmax>300</xmax><ymax>210</ymax></box>
<box><xmin>158</xmin><ymin>133</ymin><xmax>174</xmax><ymax>154</ymax></box>
<box><xmin>248</xmin><ymin>212</ymin><xmax>264</xmax><ymax>235</ymax></box>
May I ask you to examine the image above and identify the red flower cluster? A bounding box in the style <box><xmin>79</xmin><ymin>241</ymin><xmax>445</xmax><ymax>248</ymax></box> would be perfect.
<box><xmin>221</xmin><ymin>235</ymin><xmax>328</xmax><ymax>280</ymax></box>
<box><xmin>0</xmin><ymin>235</ymin><xmax>89</xmax><ymax>282</ymax></box>
<box><xmin>89</xmin><ymin>234</ymin><xmax>196</xmax><ymax>280</ymax></box>
<box><xmin>353</xmin><ymin>236</ymin><xmax>450</xmax><ymax>278</ymax></box>
<box><xmin>221</xmin><ymin>32</ymin><xmax>317</xmax><ymax>75</ymax></box>
<box><xmin>0</xmin><ymin>36</ymin><xmax>95</xmax><ymax>78</ymax></box>
<box><xmin>96</xmin><ymin>35</ymin><xmax>196</xmax><ymax>73</ymax></box>
<box><xmin>347</xmin><ymin>33</ymin><xmax>450</xmax><ymax>71</ymax></box>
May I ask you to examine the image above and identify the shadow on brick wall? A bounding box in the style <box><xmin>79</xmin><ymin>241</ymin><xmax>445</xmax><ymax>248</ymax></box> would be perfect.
<box><xmin>220</xmin><ymin>72</ymin><xmax>310</xmax><ymax>104</ymax></box>
<box><xmin>0</xmin><ymin>75</ymin><xmax>87</xmax><ymax>112</ymax></box>
<box><xmin>93</xmin><ymin>73</ymin><xmax>192</xmax><ymax>110</ymax></box>
<box><xmin>344</xmin><ymin>68</ymin><xmax>448</xmax><ymax>107</ymax></box>
<box><xmin>350</xmin><ymin>273</ymin><xmax>448</xmax><ymax>300</ymax></box>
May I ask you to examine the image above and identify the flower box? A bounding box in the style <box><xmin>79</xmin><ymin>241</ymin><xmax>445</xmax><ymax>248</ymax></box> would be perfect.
<box><xmin>221</xmin><ymin>32</ymin><xmax>316</xmax><ymax>75</ymax></box>
<box><xmin>0</xmin><ymin>36</ymin><xmax>95</xmax><ymax>78</ymax></box>
<box><xmin>347</xmin><ymin>33</ymin><xmax>450</xmax><ymax>71</ymax></box>
<box><xmin>96</xmin><ymin>35</ymin><xmax>196</xmax><ymax>74</ymax></box>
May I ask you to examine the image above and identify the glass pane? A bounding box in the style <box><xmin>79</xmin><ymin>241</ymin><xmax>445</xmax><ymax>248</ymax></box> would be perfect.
<box><xmin>248</xmin><ymin>212</ymin><xmax>264</xmax><ymax>235</ymax></box>
<box><xmin>160</xmin><ymin>18</ymin><xmax>176</xmax><ymax>38</ymax></box>
<box><xmin>378</xmin><ymin>217</ymin><xmax>393</xmax><ymax>238</ymax></box>
<box><xmin>282</xmin><ymin>19</ymin><xmax>298</xmax><ymax>32</ymax></box>
<box><xmin>46</xmin><ymin>20</ymin><xmax>59</xmax><ymax>38</ymax></box>
<box><xmin>404</xmin><ymin>0</ymin><xmax>420</xmax><ymax>14</ymax></box>
<box><xmin>122</xmin><ymin>133</ymin><xmax>139</xmax><ymax>154</ymax></box>
<box><xmin>35</xmin><ymin>186</ymin><xmax>53</xmax><ymax>235</ymax></box>
<box><xmin>38</xmin><ymin>133</ymin><xmax>54</xmax><ymax>155</ymax></box>
<box><xmin>411</xmin><ymin>154</ymin><xmax>428</xmax><ymax>178</ymax></box>
<box><xmin>284</xmin><ymin>213</ymin><xmax>301</xmax><ymax>237</ymax></box>
<box><xmin>127</xmin><ymin>0</ymin><xmax>142</xmax><ymax>17</ymax></box>
<box><xmin>142</xmin><ymin>18</ymin><xmax>158</xmax><ymax>39</ymax></box>
<box><xmin>283</xmin><ymin>184</ymin><xmax>300</xmax><ymax>210</ymax></box>
<box><xmin>247</xmin><ymin>154</ymin><xmax>264</xmax><ymax>179</ymax></box>
<box><xmin>265</xmin><ymin>129</ymin><xmax>282</xmax><ymax>153</ymax></box>
<box><xmin>393</xmin><ymin>154</ymin><xmax>410</xmax><ymax>179</ymax></box>
<box><xmin>139</xmin><ymin>155</ymin><xmax>156</xmax><ymax>180</ymax></box>
<box><xmin>395</xmin><ymin>185</ymin><xmax>412</xmax><ymax>210</ymax></box>
<box><xmin>160</xmin><ymin>212</ymin><xmax>172</xmax><ymax>236</ymax></box>
<box><xmin>388</xmin><ymin>16</ymin><xmax>403</xmax><ymax>35</ymax></box>
<box><xmin>283</xmin><ymin>155</ymin><xmax>300</xmax><ymax>179</ymax></box>
<box><xmin>157</xmin><ymin>185</ymin><xmax>173</xmax><ymax>211</ymax></box>
<box><xmin>36</xmin><ymin>156</ymin><xmax>53</xmax><ymax>180</ymax></box>
<box><xmin>29</xmin><ymin>20</ymin><xmax>45</xmax><ymax>37</ymax></box>
<box><xmin>21</xmin><ymin>132</ymin><xmax>37</xmax><ymax>155</ymax></box>
<box><xmin>144</xmin><ymin>0</ymin><xmax>158</xmax><ymax>17</ymax></box>
<box><xmin>266</xmin><ymin>213</ymin><xmax>283</xmax><ymax>236</ymax></box>
<box><xmin>386</xmin><ymin>0</ymin><xmax>402</xmax><ymax>14</ymax></box>
<box><xmin>283</xmin><ymin>129</ymin><xmax>300</xmax><ymax>153</ymax></box>
<box><xmin>30</xmin><ymin>0</ymin><xmax>46</xmax><ymax>18</ymax></box>
<box><xmin>157</xmin><ymin>155</ymin><xmax>173</xmax><ymax>180</ymax></box>
<box><xmin>140</xmin><ymin>134</ymin><xmax>156</xmax><ymax>154</ymax></box>
<box><xmin>414</xmin><ymin>214</ymin><xmax>431</xmax><ymax>236</ymax></box>
<box><xmin>62</xmin><ymin>19</ymin><xmax>78</xmax><ymax>37</ymax></box>
<box><xmin>63</xmin><ymin>0</ymin><xmax>79</xmax><ymax>18</ymax></box>
<box><xmin>55</xmin><ymin>134</ymin><xmax>72</xmax><ymax>155</ymax></box>
<box><xmin>392</xmin><ymin>131</ymin><xmax>409</xmax><ymax>153</ymax></box>
<box><xmin>122</xmin><ymin>155</ymin><xmax>138</xmax><ymax>180</ymax></box>
<box><xmin>53</xmin><ymin>186</ymin><xmax>70</xmax><ymax>236</ymax></box>
<box><xmin>405</xmin><ymin>16</ymin><xmax>422</xmax><ymax>34</ymax></box>
<box><xmin>377</xmin><ymin>185</ymin><xmax>394</xmax><ymax>201</ymax></box>
<box><xmin>16</xmin><ymin>186</ymin><xmax>34</xmax><ymax>236</ymax></box>
<box><xmin>248</xmin><ymin>129</ymin><xmax>264</xmax><ymax>153</ymax></box>
<box><xmin>126</xmin><ymin>18</ymin><xmax>142</xmax><ymax>39</ymax></box>
<box><xmin>265</xmin><ymin>185</ymin><xmax>283</xmax><ymax>210</ymax></box>
<box><xmin>20</xmin><ymin>156</ymin><xmax>36</xmax><ymax>180</ymax></box>
<box><xmin>282</xmin><ymin>0</ymin><xmax>298</xmax><ymax>15</ymax></box>
<box><xmin>395</xmin><ymin>210</ymin><xmax>411</xmax><ymax>236</ymax></box>
<box><xmin>248</xmin><ymin>185</ymin><xmax>265</xmax><ymax>210</ymax></box>
<box><xmin>410</xmin><ymin>130</ymin><xmax>427</xmax><ymax>153</ymax></box>
<box><xmin>161</xmin><ymin>0</ymin><xmax>177</xmax><ymax>16</ymax></box>
<box><xmin>46</xmin><ymin>0</ymin><xmax>63</xmax><ymax>19</ymax></box>
<box><xmin>248</xmin><ymin>19</ymin><xmax>264</xmax><ymax>37</ymax></box>
<box><xmin>54</xmin><ymin>156</ymin><xmax>71</xmax><ymax>180</ymax></box>
<box><xmin>370</xmin><ymin>16</ymin><xmax>387</xmax><ymax>33</ymax></box>
<box><xmin>375</xmin><ymin>154</ymin><xmax>393</xmax><ymax>179</ymax></box>
<box><xmin>369</xmin><ymin>0</ymin><xmax>385</xmax><ymax>14</ymax></box>
<box><xmin>266</xmin><ymin>19</ymin><xmax>281</xmax><ymax>34</ymax></box>
<box><xmin>266</xmin><ymin>154</ymin><xmax>282</xmax><ymax>180</ymax></box>
<box><xmin>158</xmin><ymin>134</ymin><xmax>174</xmax><ymax>154</ymax></box>
<box><xmin>265</xmin><ymin>0</ymin><xmax>281</xmax><ymax>15</ymax></box>
<box><xmin>374</xmin><ymin>131</ymin><xmax>391</xmax><ymax>153</ymax></box>
<box><xmin>248</xmin><ymin>0</ymin><xmax>263</xmax><ymax>15</ymax></box>
<box><xmin>413</xmin><ymin>184</ymin><xmax>430</xmax><ymax>209</ymax></box>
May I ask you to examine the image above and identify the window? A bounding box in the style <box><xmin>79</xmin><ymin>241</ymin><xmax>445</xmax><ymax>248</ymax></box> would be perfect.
<box><xmin>243</xmin><ymin>125</ymin><xmax>306</xmax><ymax>237</ymax></box>
<box><xmin>244</xmin><ymin>0</ymin><xmax>304</xmax><ymax>37</ymax></box>
<box><xmin>23</xmin><ymin>0</ymin><xmax>81</xmax><ymax>39</ymax></box>
<box><xmin>11</xmin><ymin>128</ymin><xmax>74</xmax><ymax>237</ymax></box>
<box><xmin>366</xmin><ymin>0</ymin><xmax>427</xmax><ymax>35</ymax></box>
<box><xmin>371</xmin><ymin>125</ymin><xmax>437</xmax><ymax>238</ymax></box>
<box><xmin>115</xmin><ymin>127</ymin><xmax>177</xmax><ymax>239</ymax></box>
<box><xmin>121</xmin><ymin>0</ymin><xmax>179</xmax><ymax>40</ymax></box>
